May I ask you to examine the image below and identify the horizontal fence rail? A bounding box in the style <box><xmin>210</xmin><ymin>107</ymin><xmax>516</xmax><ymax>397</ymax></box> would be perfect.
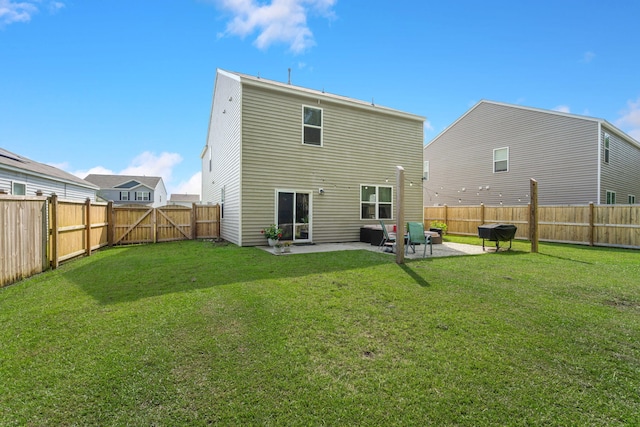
<box><xmin>424</xmin><ymin>203</ymin><xmax>640</xmax><ymax>249</ymax></box>
<box><xmin>1</xmin><ymin>196</ymin><xmax>220</xmax><ymax>287</ymax></box>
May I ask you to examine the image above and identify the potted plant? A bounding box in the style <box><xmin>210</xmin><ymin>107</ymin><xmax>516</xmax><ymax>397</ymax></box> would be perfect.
<box><xmin>430</xmin><ymin>221</ymin><xmax>448</xmax><ymax>235</ymax></box>
<box><xmin>282</xmin><ymin>241</ymin><xmax>292</xmax><ymax>253</ymax></box>
<box><xmin>273</xmin><ymin>242</ymin><xmax>283</xmax><ymax>254</ymax></box>
<box><xmin>261</xmin><ymin>224</ymin><xmax>283</xmax><ymax>246</ymax></box>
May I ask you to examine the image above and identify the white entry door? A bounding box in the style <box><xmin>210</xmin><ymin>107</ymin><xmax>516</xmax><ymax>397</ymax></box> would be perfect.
<box><xmin>276</xmin><ymin>191</ymin><xmax>311</xmax><ymax>242</ymax></box>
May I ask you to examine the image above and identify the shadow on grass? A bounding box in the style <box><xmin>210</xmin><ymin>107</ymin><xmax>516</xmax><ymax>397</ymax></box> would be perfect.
<box><xmin>61</xmin><ymin>240</ymin><xmax>392</xmax><ymax>305</ymax></box>
<box><xmin>399</xmin><ymin>264</ymin><xmax>431</xmax><ymax>287</ymax></box>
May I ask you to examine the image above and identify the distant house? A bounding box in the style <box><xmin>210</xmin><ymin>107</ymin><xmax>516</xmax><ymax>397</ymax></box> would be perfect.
<box><xmin>168</xmin><ymin>193</ymin><xmax>200</xmax><ymax>207</ymax></box>
<box><xmin>423</xmin><ymin>100</ymin><xmax>640</xmax><ymax>206</ymax></box>
<box><xmin>0</xmin><ymin>147</ymin><xmax>98</xmax><ymax>201</ymax></box>
<box><xmin>201</xmin><ymin>69</ymin><xmax>425</xmax><ymax>246</ymax></box>
<box><xmin>84</xmin><ymin>174</ymin><xmax>167</xmax><ymax>207</ymax></box>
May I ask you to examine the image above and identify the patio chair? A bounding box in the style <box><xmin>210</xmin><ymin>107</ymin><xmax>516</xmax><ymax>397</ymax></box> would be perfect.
<box><xmin>379</xmin><ymin>220</ymin><xmax>396</xmax><ymax>251</ymax></box>
<box><xmin>406</xmin><ymin>222</ymin><xmax>432</xmax><ymax>257</ymax></box>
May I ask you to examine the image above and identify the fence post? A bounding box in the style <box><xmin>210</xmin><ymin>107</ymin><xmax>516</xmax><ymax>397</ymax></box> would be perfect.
<box><xmin>589</xmin><ymin>202</ymin><xmax>595</xmax><ymax>246</ymax></box>
<box><xmin>107</xmin><ymin>201</ymin><xmax>114</xmax><ymax>246</ymax></box>
<box><xmin>85</xmin><ymin>198</ymin><xmax>92</xmax><ymax>256</ymax></box>
<box><xmin>530</xmin><ymin>178</ymin><xmax>539</xmax><ymax>253</ymax></box>
<box><xmin>153</xmin><ymin>208</ymin><xmax>157</xmax><ymax>243</ymax></box>
<box><xmin>444</xmin><ymin>204</ymin><xmax>448</xmax><ymax>226</ymax></box>
<box><xmin>191</xmin><ymin>203</ymin><xmax>197</xmax><ymax>239</ymax></box>
<box><xmin>50</xmin><ymin>194</ymin><xmax>59</xmax><ymax>269</ymax></box>
<box><xmin>395</xmin><ymin>166</ymin><xmax>405</xmax><ymax>264</ymax></box>
<box><xmin>480</xmin><ymin>203</ymin><xmax>485</xmax><ymax>225</ymax></box>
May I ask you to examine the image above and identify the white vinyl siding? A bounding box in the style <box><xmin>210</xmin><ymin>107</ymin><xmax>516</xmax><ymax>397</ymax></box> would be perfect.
<box><xmin>0</xmin><ymin>169</ymin><xmax>96</xmax><ymax>201</ymax></box>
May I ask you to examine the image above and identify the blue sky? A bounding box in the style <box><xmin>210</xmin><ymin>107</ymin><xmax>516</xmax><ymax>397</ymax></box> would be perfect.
<box><xmin>2</xmin><ymin>0</ymin><xmax>639</xmax><ymax>197</ymax></box>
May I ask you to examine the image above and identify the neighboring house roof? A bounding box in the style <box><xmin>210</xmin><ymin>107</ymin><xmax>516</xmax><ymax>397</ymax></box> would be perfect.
<box><xmin>169</xmin><ymin>194</ymin><xmax>200</xmax><ymax>203</ymax></box>
<box><xmin>0</xmin><ymin>147</ymin><xmax>98</xmax><ymax>189</ymax></box>
<box><xmin>427</xmin><ymin>100</ymin><xmax>640</xmax><ymax>149</ymax></box>
<box><xmin>84</xmin><ymin>174</ymin><xmax>163</xmax><ymax>190</ymax></box>
<box><xmin>220</xmin><ymin>69</ymin><xmax>426</xmax><ymax>122</ymax></box>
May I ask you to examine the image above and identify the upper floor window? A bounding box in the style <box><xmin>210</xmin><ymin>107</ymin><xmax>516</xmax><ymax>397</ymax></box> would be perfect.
<box><xmin>603</xmin><ymin>133</ymin><xmax>610</xmax><ymax>164</ymax></box>
<box><xmin>493</xmin><ymin>147</ymin><xmax>509</xmax><ymax>173</ymax></box>
<box><xmin>360</xmin><ymin>185</ymin><xmax>393</xmax><ymax>220</ymax></box>
<box><xmin>135</xmin><ymin>191</ymin><xmax>151</xmax><ymax>201</ymax></box>
<box><xmin>120</xmin><ymin>191</ymin><xmax>129</xmax><ymax>201</ymax></box>
<box><xmin>303</xmin><ymin>106</ymin><xmax>322</xmax><ymax>146</ymax></box>
<box><xmin>12</xmin><ymin>182</ymin><xmax>26</xmax><ymax>195</ymax></box>
<box><xmin>606</xmin><ymin>190</ymin><xmax>616</xmax><ymax>205</ymax></box>
<box><xmin>423</xmin><ymin>161</ymin><xmax>429</xmax><ymax>181</ymax></box>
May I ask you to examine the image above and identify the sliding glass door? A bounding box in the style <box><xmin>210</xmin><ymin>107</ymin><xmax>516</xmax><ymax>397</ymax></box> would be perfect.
<box><xmin>277</xmin><ymin>191</ymin><xmax>311</xmax><ymax>242</ymax></box>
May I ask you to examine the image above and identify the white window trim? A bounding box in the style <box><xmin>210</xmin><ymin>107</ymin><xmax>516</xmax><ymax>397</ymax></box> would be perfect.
<box><xmin>120</xmin><ymin>191</ymin><xmax>129</xmax><ymax>201</ymax></box>
<box><xmin>12</xmin><ymin>181</ymin><xmax>26</xmax><ymax>196</ymax></box>
<box><xmin>135</xmin><ymin>191</ymin><xmax>151</xmax><ymax>201</ymax></box>
<box><xmin>628</xmin><ymin>194</ymin><xmax>636</xmax><ymax>204</ymax></box>
<box><xmin>360</xmin><ymin>184</ymin><xmax>393</xmax><ymax>220</ymax></box>
<box><xmin>493</xmin><ymin>147</ymin><xmax>509</xmax><ymax>173</ymax></box>
<box><xmin>606</xmin><ymin>190</ymin><xmax>616</xmax><ymax>205</ymax></box>
<box><xmin>302</xmin><ymin>105</ymin><xmax>323</xmax><ymax>147</ymax></box>
<box><xmin>423</xmin><ymin>161</ymin><xmax>429</xmax><ymax>181</ymax></box>
<box><xmin>603</xmin><ymin>133</ymin><xmax>610</xmax><ymax>164</ymax></box>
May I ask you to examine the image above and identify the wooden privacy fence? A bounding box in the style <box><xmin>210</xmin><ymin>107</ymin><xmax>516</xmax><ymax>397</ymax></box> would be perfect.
<box><xmin>1</xmin><ymin>195</ymin><xmax>220</xmax><ymax>287</ymax></box>
<box><xmin>424</xmin><ymin>203</ymin><xmax>640</xmax><ymax>249</ymax></box>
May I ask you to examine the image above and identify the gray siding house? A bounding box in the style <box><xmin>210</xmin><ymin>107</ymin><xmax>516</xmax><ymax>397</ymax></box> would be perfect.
<box><xmin>84</xmin><ymin>174</ymin><xmax>167</xmax><ymax>207</ymax></box>
<box><xmin>423</xmin><ymin>100</ymin><xmax>640</xmax><ymax>206</ymax></box>
<box><xmin>201</xmin><ymin>69</ymin><xmax>425</xmax><ymax>246</ymax></box>
<box><xmin>168</xmin><ymin>193</ymin><xmax>200</xmax><ymax>207</ymax></box>
<box><xmin>0</xmin><ymin>147</ymin><xmax>98</xmax><ymax>201</ymax></box>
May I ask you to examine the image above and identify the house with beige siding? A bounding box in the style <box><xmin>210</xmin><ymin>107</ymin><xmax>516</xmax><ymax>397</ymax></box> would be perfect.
<box><xmin>201</xmin><ymin>69</ymin><xmax>426</xmax><ymax>246</ymax></box>
<box><xmin>0</xmin><ymin>147</ymin><xmax>98</xmax><ymax>201</ymax></box>
<box><xmin>423</xmin><ymin>100</ymin><xmax>640</xmax><ymax>206</ymax></box>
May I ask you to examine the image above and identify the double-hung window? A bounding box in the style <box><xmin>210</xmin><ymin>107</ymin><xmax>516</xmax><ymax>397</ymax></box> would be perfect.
<box><xmin>120</xmin><ymin>191</ymin><xmax>129</xmax><ymax>201</ymax></box>
<box><xmin>493</xmin><ymin>147</ymin><xmax>509</xmax><ymax>173</ymax></box>
<box><xmin>628</xmin><ymin>195</ymin><xmax>636</xmax><ymax>204</ymax></box>
<box><xmin>135</xmin><ymin>191</ymin><xmax>151</xmax><ymax>201</ymax></box>
<box><xmin>606</xmin><ymin>190</ymin><xmax>616</xmax><ymax>204</ymax></box>
<box><xmin>302</xmin><ymin>106</ymin><xmax>322</xmax><ymax>146</ymax></box>
<box><xmin>603</xmin><ymin>133</ymin><xmax>610</xmax><ymax>164</ymax></box>
<box><xmin>361</xmin><ymin>185</ymin><xmax>393</xmax><ymax>220</ymax></box>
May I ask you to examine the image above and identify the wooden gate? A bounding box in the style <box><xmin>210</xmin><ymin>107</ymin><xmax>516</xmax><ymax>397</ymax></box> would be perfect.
<box><xmin>111</xmin><ymin>204</ymin><xmax>220</xmax><ymax>245</ymax></box>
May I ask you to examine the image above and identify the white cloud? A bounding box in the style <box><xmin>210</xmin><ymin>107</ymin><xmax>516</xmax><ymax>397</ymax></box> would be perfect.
<box><xmin>424</xmin><ymin>120</ymin><xmax>434</xmax><ymax>132</ymax></box>
<box><xmin>553</xmin><ymin>105</ymin><xmax>571</xmax><ymax>113</ymax></box>
<box><xmin>171</xmin><ymin>172</ymin><xmax>202</xmax><ymax>197</ymax></box>
<box><xmin>216</xmin><ymin>0</ymin><xmax>336</xmax><ymax>53</ymax></box>
<box><xmin>616</xmin><ymin>98</ymin><xmax>640</xmax><ymax>141</ymax></box>
<box><xmin>582</xmin><ymin>51</ymin><xmax>596</xmax><ymax>63</ymax></box>
<box><xmin>0</xmin><ymin>0</ymin><xmax>38</xmax><ymax>25</ymax></box>
<box><xmin>74</xmin><ymin>165</ymin><xmax>114</xmax><ymax>179</ymax></box>
<box><xmin>0</xmin><ymin>0</ymin><xmax>63</xmax><ymax>26</ymax></box>
<box><xmin>120</xmin><ymin>151</ymin><xmax>183</xmax><ymax>182</ymax></box>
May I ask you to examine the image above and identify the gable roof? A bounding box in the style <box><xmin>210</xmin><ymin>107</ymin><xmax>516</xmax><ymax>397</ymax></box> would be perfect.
<box><xmin>426</xmin><ymin>100</ymin><xmax>640</xmax><ymax>150</ymax></box>
<box><xmin>219</xmin><ymin>69</ymin><xmax>426</xmax><ymax>123</ymax></box>
<box><xmin>0</xmin><ymin>147</ymin><xmax>98</xmax><ymax>189</ymax></box>
<box><xmin>84</xmin><ymin>174</ymin><xmax>163</xmax><ymax>190</ymax></box>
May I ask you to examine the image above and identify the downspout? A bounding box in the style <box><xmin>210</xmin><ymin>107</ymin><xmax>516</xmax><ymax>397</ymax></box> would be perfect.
<box><xmin>596</xmin><ymin>122</ymin><xmax>602</xmax><ymax>205</ymax></box>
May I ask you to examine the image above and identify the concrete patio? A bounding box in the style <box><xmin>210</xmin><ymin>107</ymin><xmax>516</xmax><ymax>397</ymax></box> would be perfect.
<box><xmin>260</xmin><ymin>241</ymin><xmax>487</xmax><ymax>259</ymax></box>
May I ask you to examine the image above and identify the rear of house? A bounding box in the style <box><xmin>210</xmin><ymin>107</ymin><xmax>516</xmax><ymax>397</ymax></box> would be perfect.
<box><xmin>423</xmin><ymin>101</ymin><xmax>640</xmax><ymax>206</ymax></box>
<box><xmin>84</xmin><ymin>174</ymin><xmax>167</xmax><ymax>207</ymax></box>
<box><xmin>202</xmin><ymin>69</ymin><xmax>426</xmax><ymax>246</ymax></box>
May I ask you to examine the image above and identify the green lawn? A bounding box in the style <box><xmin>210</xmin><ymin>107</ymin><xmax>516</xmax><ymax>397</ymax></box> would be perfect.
<box><xmin>1</xmin><ymin>238</ymin><xmax>639</xmax><ymax>426</ymax></box>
